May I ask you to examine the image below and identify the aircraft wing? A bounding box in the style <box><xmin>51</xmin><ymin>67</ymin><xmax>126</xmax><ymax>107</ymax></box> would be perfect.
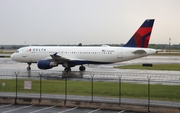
<box><xmin>50</xmin><ymin>53</ymin><xmax>84</xmax><ymax>63</ymax></box>
<box><xmin>132</xmin><ymin>50</ymin><xmax>146</xmax><ymax>54</ymax></box>
<box><xmin>50</xmin><ymin>53</ymin><xmax>70</xmax><ymax>63</ymax></box>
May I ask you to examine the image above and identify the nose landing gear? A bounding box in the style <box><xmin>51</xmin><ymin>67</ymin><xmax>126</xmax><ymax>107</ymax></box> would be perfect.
<box><xmin>27</xmin><ymin>63</ymin><xmax>31</xmax><ymax>71</ymax></box>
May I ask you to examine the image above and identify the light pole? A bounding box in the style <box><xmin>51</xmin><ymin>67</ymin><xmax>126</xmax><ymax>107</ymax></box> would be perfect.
<box><xmin>169</xmin><ymin>37</ymin><xmax>171</xmax><ymax>53</ymax></box>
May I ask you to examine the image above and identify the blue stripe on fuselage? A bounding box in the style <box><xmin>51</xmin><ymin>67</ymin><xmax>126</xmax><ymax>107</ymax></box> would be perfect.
<box><xmin>66</xmin><ymin>60</ymin><xmax>113</xmax><ymax>65</ymax></box>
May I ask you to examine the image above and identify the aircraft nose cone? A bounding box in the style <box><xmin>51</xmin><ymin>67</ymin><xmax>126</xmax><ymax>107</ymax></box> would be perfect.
<box><xmin>10</xmin><ymin>54</ymin><xmax>15</xmax><ymax>60</ymax></box>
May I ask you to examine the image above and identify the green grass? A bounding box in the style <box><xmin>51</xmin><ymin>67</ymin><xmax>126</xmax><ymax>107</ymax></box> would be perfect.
<box><xmin>0</xmin><ymin>51</ymin><xmax>13</xmax><ymax>54</ymax></box>
<box><xmin>114</xmin><ymin>64</ymin><xmax>180</xmax><ymax>71</ymax></box>
<box><xmin>0</xmin><ymin>79</ymin><xmax>180</xmax><ymax>102</ymax></box>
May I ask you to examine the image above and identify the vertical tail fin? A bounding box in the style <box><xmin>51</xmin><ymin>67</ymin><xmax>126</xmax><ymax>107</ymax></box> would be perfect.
<box><xmin>123</xmin><ymin>19</ymin><xmax>155</xmax><ymax>48</ymax></box>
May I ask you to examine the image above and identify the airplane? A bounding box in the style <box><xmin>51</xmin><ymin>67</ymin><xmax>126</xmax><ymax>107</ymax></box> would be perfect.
<box><xmin>11</xmin><ymin>19</ymin><xmax>156</xmax><ymax>72</ymax></box>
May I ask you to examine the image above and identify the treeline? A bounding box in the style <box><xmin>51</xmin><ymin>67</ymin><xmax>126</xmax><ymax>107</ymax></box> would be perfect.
<box><xmin>0</xmin><ymin>43</ymin><xmax>180</xmax><ymax>50</ymax></box>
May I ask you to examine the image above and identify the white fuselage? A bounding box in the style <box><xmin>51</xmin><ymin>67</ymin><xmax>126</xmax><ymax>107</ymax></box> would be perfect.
<box><xmin>10</xmin><ymin>19</ymin><xmax>156</xmax><ymax>71</ymax></box>
<box><xmin>11</xmin><ymin>45</ymin><xmax>156</xmax><ymax>64</ymax></box>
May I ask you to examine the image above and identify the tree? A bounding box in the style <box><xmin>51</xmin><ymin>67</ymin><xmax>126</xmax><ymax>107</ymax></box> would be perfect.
<box><xmin>0</xmin><ymin>46</ymin><xmax>4</xmax><ymax>49</ymax></box>
<box><xmin>78</xmin><ymin>43</ymin><xmax>82</xmax><ymax>46</ymax></box>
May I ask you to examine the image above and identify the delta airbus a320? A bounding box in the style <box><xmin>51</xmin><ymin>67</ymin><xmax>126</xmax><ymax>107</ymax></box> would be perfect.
<box><xmin>11</xmin><ymin>19</ymin><xmax>156</xmax><ymax>72</ymax></box>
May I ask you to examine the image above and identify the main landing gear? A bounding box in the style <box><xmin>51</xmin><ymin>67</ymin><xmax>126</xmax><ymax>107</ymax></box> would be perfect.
<box><xmin>79</xmin><ymin>65</ymin><xmax>86</xmax><ymax>71</ymax></box>
<box><xmin>64</xmin><ymin>65</ymin><xmax>86</xmax><ymax>72</ymax></box>
<box><xmin>64</xmin><ymin>67</ymin><xmax>71</xmax><ymax>72</ymax></box>
<box><xmin>27</xmin><ymin>63</ymin><xmax>31</xmax><ymax>71</ymax></box>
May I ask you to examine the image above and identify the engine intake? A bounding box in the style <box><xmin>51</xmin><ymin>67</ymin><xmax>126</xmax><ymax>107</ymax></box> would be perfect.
<box><xmin>37</xmin><ymin>60</ymin><xmax>58</xmax><ymax>69</ymax></box>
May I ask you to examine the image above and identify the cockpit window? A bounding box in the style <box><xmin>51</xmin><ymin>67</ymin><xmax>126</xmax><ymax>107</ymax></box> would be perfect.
<box><xmin>15</xmin><ymin>50</ymin><xmax>19</xmax><ymax>53</ymax></box>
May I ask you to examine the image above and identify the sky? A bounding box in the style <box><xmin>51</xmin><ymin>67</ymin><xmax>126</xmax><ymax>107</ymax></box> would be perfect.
<box><xmin>0</xmin><ymin>0</ymin><xmax>180</xmax><ymax>45</ymax></box>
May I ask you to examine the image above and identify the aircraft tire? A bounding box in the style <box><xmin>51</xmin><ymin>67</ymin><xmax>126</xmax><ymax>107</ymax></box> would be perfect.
<box><xmin>27</xmin><ymin>67</ymin><xmax>31</xmax><ymax>71</ymax></box>
<box><xmin>79</xmin><ymin>65</ymin><xmax>86</xmax><ymax>71</ymax></box>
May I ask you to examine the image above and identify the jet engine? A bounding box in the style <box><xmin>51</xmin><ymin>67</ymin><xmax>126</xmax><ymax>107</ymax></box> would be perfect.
<box><xmin>37</xmin><ymin>60</ymin><xmax>58</xmax><ymax>69</ymax></box>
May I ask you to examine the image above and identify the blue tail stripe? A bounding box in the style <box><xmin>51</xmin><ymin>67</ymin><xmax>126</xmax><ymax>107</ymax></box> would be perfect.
<box><xmin>124</xmin><ymin>38</ymin><xmax>136</xmax><ymax>47</ymax></box>
<box><xmin>140</xmin><ymin>19</ymin><xmax>154</xmax><ymax>27</ymax></box>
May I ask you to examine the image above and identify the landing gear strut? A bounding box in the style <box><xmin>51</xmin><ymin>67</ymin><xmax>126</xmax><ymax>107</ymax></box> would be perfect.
<box><xmin>27</xmin><ymin>63</ymin><xmax>31</xmax><ymax>71</ymax></box>
<box><xmin>79</xmin><ymin>65</ymin><xmax>86</xmax><ymax>71</ymax></box>
<box><xmin>64</xmin><ymin>67</ymin><xmax>71</xmax><ymax>72</ymax></box>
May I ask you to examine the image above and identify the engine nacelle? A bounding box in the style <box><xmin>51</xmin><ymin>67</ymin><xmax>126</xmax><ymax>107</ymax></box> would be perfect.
<box><xmin>37</xmin><ymin>60</ymin><xmax>58</xmax><ymax>69</ymax></box>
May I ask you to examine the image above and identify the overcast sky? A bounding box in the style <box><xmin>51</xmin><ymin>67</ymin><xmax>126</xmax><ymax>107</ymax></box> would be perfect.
<box><xmin>0</xmin><ymin>0</ymin><xmax>180</xmax><ymax>45</ymax></box>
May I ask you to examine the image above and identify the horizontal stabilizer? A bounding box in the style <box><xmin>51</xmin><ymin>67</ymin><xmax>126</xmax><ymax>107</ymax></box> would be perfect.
<box><xmin>132</xmin><ymin>50</ymin><xmax>146</xmax><ymax>54</ymax></box>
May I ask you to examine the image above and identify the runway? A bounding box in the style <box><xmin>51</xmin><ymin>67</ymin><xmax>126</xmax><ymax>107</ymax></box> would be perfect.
<box><xmin>0</xmin><ymin>56</ymin><xmax>180</xmax><ymax>85</ymax></box>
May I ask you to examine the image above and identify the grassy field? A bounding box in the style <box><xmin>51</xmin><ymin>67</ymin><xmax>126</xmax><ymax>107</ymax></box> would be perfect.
<box><xmin>0</xmin><ymin>52</ymin><xmax>13</xmax><ymax>54</ymax></box>
<box><xmin>114</xmin><ymin>64</ymin><xmax>180</xmax><ymax>71</ymax></box>
<box><xmin>0</xmin><ymin>79</ymin><xmax>180</xmax><ymax>102</ymax></box>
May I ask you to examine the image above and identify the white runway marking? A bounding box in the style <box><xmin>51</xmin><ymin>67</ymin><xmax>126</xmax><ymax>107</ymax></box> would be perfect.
<box><xmin>118</xmin><ymin>110</ymin><xmax>125</xmax><ymax>113</ymax></box>
<box><xmin>87</xmin><ymin>108</ymin><xmax>101</xmax><ymax>113</ymax></box>
<box><xmin>58</xmin><ymin>107</ymin><xmax>78</xmax><ymax>113</ymax></box>
<box><xmin>29</xmin><ymin>105</ymin><xmax>55</xmax><ymax>113</ymax></box>
<box><xmin>2</xmin><ymin>105</ymin><xmax>33</xmax><ymax>113</ymax></box>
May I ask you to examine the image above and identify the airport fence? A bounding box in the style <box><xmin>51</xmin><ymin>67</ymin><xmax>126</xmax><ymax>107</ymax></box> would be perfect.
<box><xmin>0</xmin><ymin>69</ymin><xmax>180</xmax><ymax>108</ymax></box>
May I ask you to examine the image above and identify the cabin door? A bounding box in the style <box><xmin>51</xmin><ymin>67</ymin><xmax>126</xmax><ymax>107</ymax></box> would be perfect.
<box><xmin>117</xmin><ymin>48</ymin><xmax>122</xmax><ymax>59</ymax></box>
